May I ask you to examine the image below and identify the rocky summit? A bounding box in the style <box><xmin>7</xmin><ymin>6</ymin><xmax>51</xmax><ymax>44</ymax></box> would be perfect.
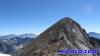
<box><xmin>13</xmin><ymin>17</ymin><xmax>100</xmax><ymax>56</ymax></box>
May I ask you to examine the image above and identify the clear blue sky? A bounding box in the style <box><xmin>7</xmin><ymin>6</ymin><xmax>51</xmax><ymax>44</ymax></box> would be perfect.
<box><xmin>0</xmin><ymin>0</ymin><xmax>100</xmax><ymax>35</ymax></box>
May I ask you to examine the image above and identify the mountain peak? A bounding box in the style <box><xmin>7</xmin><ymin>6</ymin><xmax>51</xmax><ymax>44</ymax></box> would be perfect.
<box><xmin>13</xmin><ymin>17</ymin><xmax>99</xmax><ymax>56</ymax></box>
<box><xmin>59</xmin><ymin>17</ymin><xmax>72</xmax><ymax>22</ymax></box>
<box><xmin>57</xmin><ymin>17</ymin><xmax>82</xmax><ymax>30</ymax></box>
<box><xmin>39</xmin><ymin>17</ymin><xmax>82</xmax><ymax>36</ymax></box>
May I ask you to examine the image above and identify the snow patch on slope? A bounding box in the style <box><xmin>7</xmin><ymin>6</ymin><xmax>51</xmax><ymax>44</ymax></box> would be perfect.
<box><xmin>0</xmin><ymin>53</ymin><xmax>10</xmax><ymax>56</ymax></box>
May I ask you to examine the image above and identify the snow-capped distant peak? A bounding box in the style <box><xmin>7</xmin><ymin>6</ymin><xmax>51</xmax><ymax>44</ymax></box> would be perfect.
<box><xmin>88</xmin><ymin>32</ymin><xmax>100</xmax><ymax>38</ymax></box>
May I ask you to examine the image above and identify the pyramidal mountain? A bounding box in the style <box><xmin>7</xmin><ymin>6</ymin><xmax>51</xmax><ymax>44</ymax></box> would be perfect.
<box><xmin>13</xmin><ymin>17</ymin><xmax>100</xmax><ymax>56</ymax></box>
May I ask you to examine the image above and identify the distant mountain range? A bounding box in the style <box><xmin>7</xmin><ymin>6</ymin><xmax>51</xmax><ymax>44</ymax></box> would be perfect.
<box><xmin>0</xmin><ymin>34</ymin><xmax>37</xmax><ymax>54</ymax></box>
<box><xmin>88</xmin><ymin>32</ymin><xmax>100</xmax><ymax>39</ymax></box>
<box><xmin>0</xmin><ymin>34</ymin><xmax>36</xmax><ymax>39</ymax></box>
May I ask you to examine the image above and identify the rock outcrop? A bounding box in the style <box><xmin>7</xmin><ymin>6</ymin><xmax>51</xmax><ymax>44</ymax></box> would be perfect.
<box><xmin>13</xmin><ymin>17</ymin><xmax>100</xmax><ymax>56</ymax></box>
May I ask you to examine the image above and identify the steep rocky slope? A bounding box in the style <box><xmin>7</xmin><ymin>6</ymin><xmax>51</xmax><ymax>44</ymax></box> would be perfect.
<box><xmin>13</xmin><ymin>17</ymin><xmax>100</xmax><ymax>56</ymax></box>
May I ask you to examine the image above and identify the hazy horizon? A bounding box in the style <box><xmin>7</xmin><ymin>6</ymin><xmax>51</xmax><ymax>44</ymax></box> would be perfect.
<box><xmin>0</xmin><ymin>0</ymin><xmax>100</xmax><ymax>35</ymax></box>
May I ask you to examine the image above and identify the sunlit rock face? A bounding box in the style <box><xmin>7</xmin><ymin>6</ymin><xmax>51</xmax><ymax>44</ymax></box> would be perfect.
<box><xmin>13</xmin><ymin>17</ymin><xmax>100</xmax><ymax>56</ymax></box>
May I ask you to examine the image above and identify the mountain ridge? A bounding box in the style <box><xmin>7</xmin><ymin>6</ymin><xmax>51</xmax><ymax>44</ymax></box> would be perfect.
<box><xmin>0</xmin><ymin>33</ymin><xmax>37</xmax><ymax>39</ymax></box>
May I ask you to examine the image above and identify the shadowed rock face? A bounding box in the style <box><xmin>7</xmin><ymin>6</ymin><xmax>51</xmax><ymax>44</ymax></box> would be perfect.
<box><xmin>13</xmin><ymin>17</ymin><xmax>100</xmax><ymax>56</ymax></box>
